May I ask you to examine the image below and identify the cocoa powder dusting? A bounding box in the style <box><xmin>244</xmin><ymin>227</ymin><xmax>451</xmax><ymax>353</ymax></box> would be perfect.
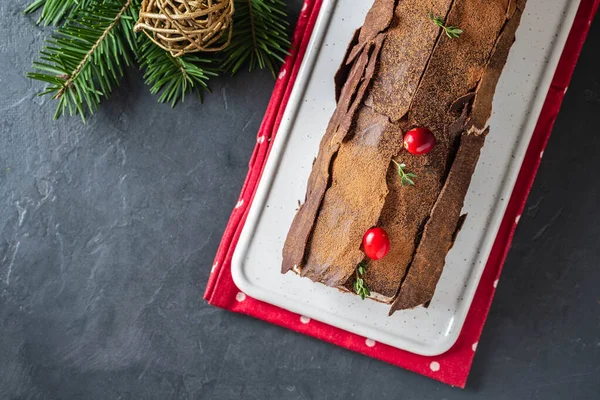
<box><xmin>364</xmin><ymin>0</ymin><xmax>514</xmax><ymax>303</ymax></box>
<box><xmin>303</xmin><ymin>106</ymin><xmax>403</xmax><ymax>286</ymax></box>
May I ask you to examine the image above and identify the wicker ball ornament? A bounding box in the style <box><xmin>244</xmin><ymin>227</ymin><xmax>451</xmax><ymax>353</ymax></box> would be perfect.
<box><xmin>134</xmin><ymin>0</ymin><xmax>234</xmax><ymax>57</ymax></box>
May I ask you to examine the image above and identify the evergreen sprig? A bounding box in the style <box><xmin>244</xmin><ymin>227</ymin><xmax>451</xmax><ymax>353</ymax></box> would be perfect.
<box><xmin>27</xmin><ymin>0</ymin><xmax>137</xmax><ymax>121</ymax></box>
<box><xmin>24</xmin><ymin>0</ymin><xmax>291</xmax><ymax>121</ymax></box>
<box><xmin>24</xmin><ymin>0</ymin><xmax>91</xmax><ymax>26</ymax></box>
<box><xmin>222</xmin><ymin>0</ymin><xmax>290</xmax><ymax>76</ymax></box>
<box><xmin>137</xmin><ymin>36</ymin><xmax>220</xmax><ymax>107</ymax></box>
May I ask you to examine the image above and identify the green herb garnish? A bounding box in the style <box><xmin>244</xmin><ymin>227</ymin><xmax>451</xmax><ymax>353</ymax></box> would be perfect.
<box><xmin>354</xmin><ymin>261</ymin><xmax>370</xmax><ymax>300</ymax></box>
<box><xmin>429</xmin><ymin>12</ymin><xmax>463</xmax><ymax>39</ymax></box>
<box><xmin>392</xmin><ymin>160</ymin><xmax>417</xmax><ymax>186</ymax></box>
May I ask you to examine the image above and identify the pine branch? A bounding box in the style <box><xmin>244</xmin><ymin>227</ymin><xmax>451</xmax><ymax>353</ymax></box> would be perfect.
<box><xmin>137</xmin><ymin>36</ymin><xmax>219</xmax><ymax>107</ymax></box>
<box><xmin>25</xmin><ymin>0</ymin><xmax>293</xmax><ymax>119</ymax></box>
<box><xmin>27</xmin><ymin>0</ymin><xmax>137</xmax><ymax>122</ymax></box>
<box><xmin>222</xmin><ymin>0</ymin><xmax>290</xmax><ymax>76</ymax></box>
<box><xmin>24</xmin><ymin>0</ymin><xmax>92</xmax><ymax>26</ymax></box>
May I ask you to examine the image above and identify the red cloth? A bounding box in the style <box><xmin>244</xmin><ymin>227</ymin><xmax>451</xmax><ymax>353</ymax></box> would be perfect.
<box><xmin>205</xmin><ymin>0</ymin><xmax>599</xmax><ymax>387</ymax></box>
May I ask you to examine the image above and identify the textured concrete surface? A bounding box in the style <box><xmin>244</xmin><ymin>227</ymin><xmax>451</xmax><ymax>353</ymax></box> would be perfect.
<box><xmin>1</xmin><ymin>1</ymin><xmax>599</xmax><ymax>399</ymax></box>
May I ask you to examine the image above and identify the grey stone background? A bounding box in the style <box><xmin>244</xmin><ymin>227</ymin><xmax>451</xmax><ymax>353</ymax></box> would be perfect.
<box><xmin>1</xmin><ymin>1</ymin><xmax>598</xmax><ymax>399</ymax></box>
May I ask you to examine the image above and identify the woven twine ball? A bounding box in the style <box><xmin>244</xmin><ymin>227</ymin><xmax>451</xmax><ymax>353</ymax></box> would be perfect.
<box><xmin>134</xmin><ymin>0</ymin><xmax>234</xmax><ymax>57</ymax></box>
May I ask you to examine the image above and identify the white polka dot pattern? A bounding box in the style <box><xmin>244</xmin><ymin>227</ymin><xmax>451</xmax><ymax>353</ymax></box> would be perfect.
<box><xmin>211</xmin><ymin>262</ymin><xmax>218</xmax><ymax>273</ymax></box>
<box><xmin>472</xmin><ymin>342</ymin><xmax>478</xmax><ymax>351</ymax></box>
<box><xmin>235</xmin><ymin>292</ymin><xmax>246</xmax><ymax>302</ymax></box>
<box><xmin>493</xmin><ymin>279</ymin><xmax>499</xmax><ymax>288</ymax></box>
<box><xmin>300</xmin><ymin>316</ymin><xmax>310</xmax><ymax>324</ymax></box>
<box><xmin>235</xmin><ymin>199</ymin><xmax>244</xmax><ymax>209</ymax></box>
<box><xmin>257</xmin><ymin>136</ymin><xmax>266</xmax><ymax>144</ymax></box>
<box><xmin>278</xmin><ymin>69</ymin><xmax>287</xmax><ymax>79</ymax></box>
<box><xmin>365</xmin><ymin>338</ymin><xmax>376</xmax><ymax>347</ymax></box>
<box><xmin>430</xmin><ymin>361</ymin><xmax>440</xmax><ymax>372</ymax></box>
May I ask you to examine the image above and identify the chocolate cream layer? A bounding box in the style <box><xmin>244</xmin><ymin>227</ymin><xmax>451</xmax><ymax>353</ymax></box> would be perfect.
<box><xmin>283</xmin><ymin>0</ymin><xmax>526</xmax><ymax>314</ymax></box>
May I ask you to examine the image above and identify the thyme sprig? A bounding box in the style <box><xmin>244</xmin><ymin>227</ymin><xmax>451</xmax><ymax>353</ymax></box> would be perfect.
<box><xmin>353</xmin><ymin>261</ymin><xmax>370</xmax><ymax>300</ymax></box>
<box><xmin>429</xmin><ymin>12</ymin><xmax>463</xmax><ymax>39</ymax></box>
<box><xmin>392</xmin><ymin>160</ymin><xmax>417</xmax><ymax>186</ymax></box>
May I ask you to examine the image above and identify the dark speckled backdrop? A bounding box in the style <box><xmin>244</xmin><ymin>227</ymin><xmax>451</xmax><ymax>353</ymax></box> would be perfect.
<box><xmin>0</xmin><ymin>1</ymin><xmax>598</xmax><ymax>399</ymax></box>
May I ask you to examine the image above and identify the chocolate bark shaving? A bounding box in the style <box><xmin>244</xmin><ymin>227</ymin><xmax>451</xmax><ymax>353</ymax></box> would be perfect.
<box><xmin>338</xmin><ymin>35</ymin><xmax>386</xmax><ymax>140</ymax></box>
<box><xmin>506</xmin><ymin>0</ymin><xmax>517</xmax><ymax>17</ymax></box>
<box><xmin>452</xmin><ymin>214</ymin><xmax>468</xmax><ymax>244</ymax></box>
<box><xmin>346</xmin><ymin>0</ymin><xmax>396</xmax><ymax>64</ymax></box>
<box><xmin>362</xmin><ymin>106</ymin><xmax>469</xmax><ymax>299</ymax></box>
<box><xmin>408</xmin><ymin>1</ymin><xmax>513</xmax><ymax>133</ymax></box>
<box><xmin>303</xmin><ymin>108</ymin><xmax>403</xmax><ymax>285</ymax></box>
<box><xmin>282</xmin><ymin>48</ymin><xmax>369</xmax><ymax>273</ymax></box>
<box><xmin>283</xmin><ymin>0</ymin><xmax>435</xmax><ymax>279</ymax></box>
<box><xmin>471</xmin><ymin>4</ymin><xmax>525</xmax><ymax>130</ymax></box>
<box><xmin>335</xmin><ymin>28</ymin><xmax>361</xmax><ymax>103</ymax></box>
<box><xmin>389</xmin><ymin>132</ymin><xmax>487</xmax><ymax>314</ymax></box>
<box><xmin>390</xmin><ymin>3</ymin><xmax>525</xmax><ymax>313</ymax></box>
<box><xmin>301</xmin><ymin>36</ymin><xmax>389</xmax><ymax>284</ymax></box>
<box><xmin>282</xmin><ymin>34</ymin><xmax>385</xmax><ymax>274</ymax></box>
<box><xmin>364</xmin><ymin>1</ymin><xmax>511</xmax><ymax>300</ymax></box>
<box><xmin>370</xmin><ymin>0</ymin><xmax>455</xmax><ymax>122</ymax></box>
<box><xmin>347</xmin><ymin>0</ymin><xmax>458</xmax><ymax>298</ymax></box>
<box><xmin>449</xmin><ymin>92</ymin><xmax>476</xmax><ymax>115</ymax></box>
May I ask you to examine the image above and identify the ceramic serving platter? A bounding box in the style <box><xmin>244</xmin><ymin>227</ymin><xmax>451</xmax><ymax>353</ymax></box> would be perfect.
<box><xmin>231</xmin><ymin>0</ymin><xmax>580</xmax><ymax>356</ymax></box>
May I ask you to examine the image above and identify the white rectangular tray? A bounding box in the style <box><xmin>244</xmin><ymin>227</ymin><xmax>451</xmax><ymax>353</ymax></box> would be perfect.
<box><xmin>231</xmin><ymin>0</ymin><xmax>580</xmax><ymax>356</ymax></box>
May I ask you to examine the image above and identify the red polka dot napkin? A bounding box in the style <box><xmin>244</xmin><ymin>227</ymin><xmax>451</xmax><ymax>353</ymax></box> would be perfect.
<box><xmin>204</xmin><ymin>0</ymin><xmax>599</xmax><ymax>387</ymax></box>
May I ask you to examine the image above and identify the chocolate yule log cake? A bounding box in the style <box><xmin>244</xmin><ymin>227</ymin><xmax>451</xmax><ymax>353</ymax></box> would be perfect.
<box><xmin>282</xmin><ymin>0</ymin><xmax>526</xmax><ymax>315</ymax></box>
